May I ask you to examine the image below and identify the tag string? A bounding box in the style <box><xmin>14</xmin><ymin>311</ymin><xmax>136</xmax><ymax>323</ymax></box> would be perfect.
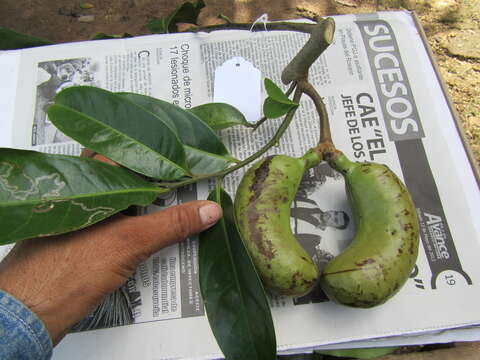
<box><xmin>209</xmin><ymin>13</ymin><xmax>270</xmax><ymax>62</ymax></box>
<box><xmin>249</xmin><ymin>13</ymin><xmax>269</xmax><ymax>32</ymax></box>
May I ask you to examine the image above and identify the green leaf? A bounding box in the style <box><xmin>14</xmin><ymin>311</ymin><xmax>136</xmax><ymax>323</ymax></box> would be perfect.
<box><xmin>183</xmin><ymin>147</ymin><xmax>232</xmax><ymax>175</ymax></box>
<box><xmin>264</xmin><ymin>78</ymin><xmax>297</xmax><ymax>105</ymax></box>
<box><xmin>0</xmin><ymin>148</ymin><xmax>162</xmax><ymax>245</ymax></box>
<box><xmin>263</xmin><ymin>97</ymin><xmax>297</xmax><ymax>119</ymax></box>
<box><xmin>190</xmin><ymin>103</ymin><xmax>253</xmax><ymax>130</ymax></box>
<box><xmin>0</xmin><ymin>27</ymin><xmax>53</xmax><ymax>50</ymax></box>
<box><xmin>146</xmin><ymin>17</ymin><xmax>170</xmax><ymax>35</ymax></box>
<box><xmin>146</xmin><ymin>0</ymin><xmax>205</xmax><ymax>34</ymax></box>
<box><xmin>118</xmin><ymin>93</ymin><xmax>235</xmax><ymax>174</ymax></box>
<box><xmin>92</xmin><ymin>32</ymin><xmax>133</xmax><ymax>40</ymax></box>
<box><xmin>199</xmin><ymin>186</ymin><xmax>276</xmax><ymax>360</ymax></box>
<box><xmin>48</xmin><ymin>86</ymin><xmax>190</xmax><ymax>181</ymax></box>
<box><xmin>116</xmin><ymin>93</ymin><xmax>228</xmax><ymax>155</ymax></box>
<box><xmin>263</xmin><ymin>79</ymin><xmax>298</xmax><ymax>119</ymax></box>
<box><xmin>314</xmin><ymin>347</ymin><xmax>399</xmax><ymax>359</ymax></box>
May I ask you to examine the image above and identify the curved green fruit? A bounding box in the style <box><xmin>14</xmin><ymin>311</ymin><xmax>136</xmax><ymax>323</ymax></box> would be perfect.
<box><xmin>234</xmin><ymin>151</ymin><xmax>321</xmax><ymax>296</ymax></box>
<box><xmin>320</xmin><ymin>153</ymin><xmax>419</xmax><ymax>307</ymax></box>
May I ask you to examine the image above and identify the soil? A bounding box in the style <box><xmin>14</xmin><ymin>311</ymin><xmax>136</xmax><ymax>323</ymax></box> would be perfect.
<box><xmin>0</xmin><ymin>0</ymin><xmax>478</xmax><ymax>167</ymax></box>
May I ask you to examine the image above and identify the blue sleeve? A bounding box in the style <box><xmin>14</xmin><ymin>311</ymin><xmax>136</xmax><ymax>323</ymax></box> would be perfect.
<box><xmin>0</xmin><ymin>289</ymin><xmax>53</xmax><ymax>360</ymax></box>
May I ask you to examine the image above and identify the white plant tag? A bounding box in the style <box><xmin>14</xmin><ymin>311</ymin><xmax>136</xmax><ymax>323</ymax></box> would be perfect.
<box><xmin>214</xmin><ymin>57</ymin><xmax>262</xmax><ymax>124</ymax></box>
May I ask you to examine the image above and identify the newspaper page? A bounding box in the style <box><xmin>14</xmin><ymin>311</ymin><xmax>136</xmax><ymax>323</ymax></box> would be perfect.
<box><xmin>1</xmin><ymin>10</ymin><xmax>480</xmax><ymax>360</ymax></box>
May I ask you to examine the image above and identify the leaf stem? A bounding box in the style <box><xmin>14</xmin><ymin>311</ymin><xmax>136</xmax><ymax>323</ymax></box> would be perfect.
<box><xmin>285</xmin><ymin>81</ymin><xmax>297</xmax><ymax>97</ymax></box>
<box><xmin>252</xmin><ymin>116</ymin><xmax>267</xmax><ymax>131</ymax></box>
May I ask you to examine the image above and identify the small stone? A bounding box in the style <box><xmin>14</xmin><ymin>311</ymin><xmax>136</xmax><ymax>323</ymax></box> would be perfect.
<box><xmin>78</xmin><ymin>15</ymin><xmax>95</xmax><ymax>23</ymax></box>
<box><xmin>468</xmin><ymin>117</ymin><xmax>480</xmax><ymax>129</ymax></box>
<box><xmin>447</xmin><ymin>30</ymin><xmax>480</xmax><ymax>59</ymax></box>
<box><xmin>376</xmin><ymin>0</ymin><xmax>403</xmax><ymax>9</ymax></box>
<box><xmin>426</xmin><ymin>0</ymin><xmax>461</xmax><ymax>22</ymax></box>
<box><xmin>402</xmin><ymin>0</ymin><xmax>425</xmax><ymax>10</ymax></box>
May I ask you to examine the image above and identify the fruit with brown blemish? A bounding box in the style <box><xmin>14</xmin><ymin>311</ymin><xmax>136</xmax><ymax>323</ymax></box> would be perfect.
<box><xmin>319</xmin><ymin>153</ymin><xmax>419</xmax><ymax>307</ymax></box>
<box><xmin>234</xmin><ymin>150</ymin><xmax>322</xmax><ymax>296</ymax></box>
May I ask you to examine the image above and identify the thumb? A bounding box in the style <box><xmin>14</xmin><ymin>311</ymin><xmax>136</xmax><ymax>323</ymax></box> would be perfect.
<box><xmin>113</xmin><ymin>200</ymin><xmax>222</xmax><ymax>262</ymax></box>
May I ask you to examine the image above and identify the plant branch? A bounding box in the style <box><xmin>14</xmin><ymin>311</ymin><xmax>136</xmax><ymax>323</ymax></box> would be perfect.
<box><xmin>281</xmin><ymin>17</ymin><xmax>335</xmax><ymax>85</ymax></box>
<box><xmin>159</xmin><ymin>17</ymin><xmax>336</xmax><ymax>189</ymax></box>
<box><xmin>297</xmin><ymin>80</ymin><xmax>332</xmax><ymax>145</ymax></box>
<box><xmin>217</xmin><ymin>14</ymin><xmax>233</xmax><ymax>24</ymax></box>
<box><xmin>159</xmin><ymin>87</ymin><xmax>303</xmax><ymax>190</ymax></box>
<box><xmin>252</xmin><ymin>116</ymin><xmax>267</xmax><ymax>131</ymax></box>
<box><xmin>188</xmin><ymin>21</ymin><xmax>317</xmax><ymax>34</ymax></box>
<box><xmin>284</xmin><ymin>81</ymin><xmax>297</xmax><ymax>97</ymax></box>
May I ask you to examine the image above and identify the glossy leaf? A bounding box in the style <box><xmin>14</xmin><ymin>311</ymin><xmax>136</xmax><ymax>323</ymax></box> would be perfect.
<box><xmin>263</xmin><ymin>97</ymin><xmax>297</xmax><ymax>119</ymax></box>
<box><xmin>48</xmin><ymin>86</ymin><xmax>190</xmax><ymax>180</ymax></box>
<box><xmin>314</xmin><ymin>346</ymin><xmax>399</xmax><ymax>359</ymax></box>
<box><xmin>146</xmin><ymin>0</ymin><xmax>205</xmax><ymax>34</ymax></box>
<box><xmin>184</xmin><ymin>147</ymin><xmax>233</xmax><ymax>175</ymax></box>
<box><xmin>118</xmin><ymin>93</ymin><xmax>235</xmax><ymax>174</ymax></box>
<box><xmin>0</xmin><ymin>148</ymin><xmax>163</xmax><ymax>245</ymax></box>
<box><xmin>264</xmin><ymin>78</ymin><xmax>297</xmax><ymax>105</ymax></box>
<box><xmin>0</xmin><ymin>27</ymin><xmax>53</xmax><ymax>50</ymax></box>
<box><xmin>199</xmin><ymin>186</ymin><xmax>276</xmax><ymax>360</ymax></box>
<box><xmin>116</xmin><ymin>93</ymin><xmax>228</xmax><ymax>155</ymax></box>
<box><xmin>189</xmin><ymin>103</ymin><xmax>253</xmax><ymax>130</ymax></box>
<box><xmin>263</xmin><ymin>79</ymin><xmax>298</xmax><ymax>119</ymax></box>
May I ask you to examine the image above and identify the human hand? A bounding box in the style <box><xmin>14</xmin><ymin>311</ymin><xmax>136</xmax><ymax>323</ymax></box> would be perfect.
<box><xmin>0</xmin><ymin>152</ymin><xmax>222</xmax><ymax>345</ymax></box>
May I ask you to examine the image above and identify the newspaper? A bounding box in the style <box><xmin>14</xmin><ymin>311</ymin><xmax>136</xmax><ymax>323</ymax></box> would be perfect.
<box><xmin>1</xmin><ymin>10</ymin><xmax>480</xmax><ymax>359</ymax></box>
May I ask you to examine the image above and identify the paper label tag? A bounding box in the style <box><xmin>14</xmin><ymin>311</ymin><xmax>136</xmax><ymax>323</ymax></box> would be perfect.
<box><xmin>213</xmin><ymin>57</ymin><xmax>262</xmax><ymax>124</ymax></box>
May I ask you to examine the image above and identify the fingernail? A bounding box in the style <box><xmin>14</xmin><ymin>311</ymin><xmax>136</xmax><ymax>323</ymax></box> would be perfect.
<box><xmin>199</xmin><ymin>203</ymin><xmax>222</xmax><ymax>227</ymax></box>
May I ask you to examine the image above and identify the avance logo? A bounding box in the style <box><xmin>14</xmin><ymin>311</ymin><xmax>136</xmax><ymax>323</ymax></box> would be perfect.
<box><xmin>424</xmin><ymin>212</ymin><xmax>450</xmax><ymax>260</ymax></box>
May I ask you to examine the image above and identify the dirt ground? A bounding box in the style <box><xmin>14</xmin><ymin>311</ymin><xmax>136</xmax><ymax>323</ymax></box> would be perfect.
<box><xmin>0</xmin><ymin>0</ymin><xmax>479</xmax><ymax>168</ymax></box>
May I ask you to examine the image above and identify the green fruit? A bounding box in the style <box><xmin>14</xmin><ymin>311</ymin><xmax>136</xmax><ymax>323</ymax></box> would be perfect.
<box><xmin>234</xmin><ymin>150</ymin><xmax>321</xmax><ymax>296</ymax></box>
<box><xmin>320</xmin><ymin>153</ymin><xmax>419</xmax><ymax>307</ymax></box>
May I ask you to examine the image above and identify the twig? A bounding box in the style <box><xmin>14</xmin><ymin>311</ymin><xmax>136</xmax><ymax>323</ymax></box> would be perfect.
<box><xmin>159</xmin><ymin>17</ymin><xmax>337</xmax><ymax>188</ymax></box>
<box><xmin>281</xmin><ymin>17</ymin><xmax>335</xmax><ymax>85</ymax></box>
<box><xmin>297</xmin><ymin>80</ymin><xmax>332</xmax><ymax>145</ymax></box>
<box><xmin>188</xmin><ymin>21</ymin><xmax>316</xmax><ymax>34</ymax></box>
<box><xmin>217</xmin><ymin>14</ymin><xmax>234</xmax><ymax>24</ymax></box>
<box><xmin>158</xmin><ymin>88</ymin><xmax>304</xmax><ymax>190</ymax></box>
<box><xmin>284</xmin><ymin>81</ymin><xmax>297</xmax><ymax>97</ymax></box>
<box><xmin>252</xmin><ymin>116</ymin><xmax>268</xmax><ymax>131</ymax></box>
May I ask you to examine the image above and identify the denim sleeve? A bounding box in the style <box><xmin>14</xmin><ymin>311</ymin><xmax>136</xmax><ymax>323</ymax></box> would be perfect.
<box><xmin>0</xmin><ymin>289</ymin><xmax>53</xmax><ymax>360</ymax></box>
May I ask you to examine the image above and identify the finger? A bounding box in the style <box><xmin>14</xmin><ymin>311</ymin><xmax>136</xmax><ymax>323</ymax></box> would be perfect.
<box><xmin>112</xmin><ymin>200</ymin><xmax>222</xmax><ymax>263</ymax></box>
